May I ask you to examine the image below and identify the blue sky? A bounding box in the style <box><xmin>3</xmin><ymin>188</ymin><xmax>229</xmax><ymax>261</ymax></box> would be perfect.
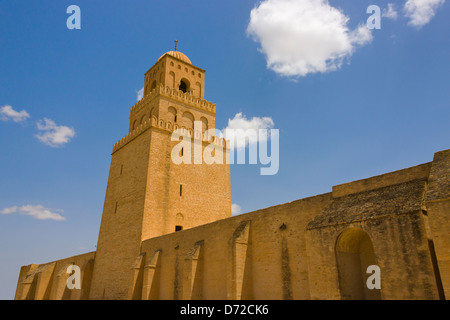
<box><xmin>0</xmin><ymin>0</ymin><xmax>449</xmax><ymax>299</ymax></box>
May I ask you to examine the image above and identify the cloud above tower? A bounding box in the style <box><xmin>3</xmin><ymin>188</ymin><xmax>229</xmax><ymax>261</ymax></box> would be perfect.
<box><xmin>247</xmin><ymin>0</ymin><xmax>373</xmax><ymax>78</ymax></box>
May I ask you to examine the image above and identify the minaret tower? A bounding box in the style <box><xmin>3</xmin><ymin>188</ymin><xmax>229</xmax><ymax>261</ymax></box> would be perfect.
<box><xmin>89</xmin><ymin>46</ymin><xmax>231</xmax><ymax>299</ymax></box>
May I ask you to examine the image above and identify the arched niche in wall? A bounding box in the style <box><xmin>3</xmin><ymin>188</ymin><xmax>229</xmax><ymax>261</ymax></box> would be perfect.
<box><xmin>200</xmin><ymin>117</ymin><xmax>208</xmax><ymax>133</ymax></box>
<box><xmin>182</xmin><ymin>111</ymin><xmax>194</xmax><ymax>130</ymax></box>
<box><xmin>335</xmin><ymin>227</ymin><xmax>381</xmax><ymax>300</ymax></box>
<box><xmin>168</xmin><ymin>107</ymin><xmax>177</xmax><ymax>123</ymax></box>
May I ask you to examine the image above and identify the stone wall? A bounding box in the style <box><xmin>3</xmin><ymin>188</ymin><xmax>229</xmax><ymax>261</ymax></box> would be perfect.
<box><xmin>14</xmin><ymin>149</ymin><xmax>449</xmax><ymax>300</ymax></box>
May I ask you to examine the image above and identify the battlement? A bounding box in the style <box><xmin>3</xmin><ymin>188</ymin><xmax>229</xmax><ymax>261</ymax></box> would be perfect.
<box><xmin>112</xmin><ymin>115</ymin><xmax>228</xmax><ymax>154</ymax></box>
<box><xmin>130</xmin><ymin>85</ymin><xmax>216</xmax><ymax>118</ymax></box>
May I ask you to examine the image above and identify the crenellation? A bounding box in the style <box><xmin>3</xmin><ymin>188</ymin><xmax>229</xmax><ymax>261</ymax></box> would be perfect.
<box><xmin>131</xmin><ymin>85</ymin><xmax>216</xmax><ymax>118</ymax></box>
<box><xmin>113</xmin><ymin>114</ymin><xmax>227</xmax><ymax>154</ymax></box>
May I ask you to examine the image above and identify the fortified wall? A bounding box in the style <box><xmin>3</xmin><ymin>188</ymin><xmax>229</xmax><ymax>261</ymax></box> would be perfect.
<box><xmin>15</xmin><ymin>149</ymin><xmax>450</xmax><ymax>300</ymax></box>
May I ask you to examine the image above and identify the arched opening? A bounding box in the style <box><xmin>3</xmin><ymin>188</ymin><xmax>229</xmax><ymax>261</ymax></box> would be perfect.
<box><xmin>335</xmin><ymin>228</ymin><xmax>381</xmax><ymax>300</ymax></box>
<box><xmin>195</xmin><ymin>82</ymin><xmax>202</xmax><ymax>98</ymax></box>
<box><xmin>182</xmin><ymin>111</ymin><xmax>194</xmax><ymax>129</ymax></box>
<box><xmin>168</xmin><ymin>107</ymin><xmax>177</xmax><ymax>123</ymax></box>
<box><xmin>200</xmin><ymin>117</ymin><xmax>208</xmax><ymax>133</ymax></box>
<box><xmin>169</xmin><ymin>72</ymin><xmax>175</xmax><ymax>89</ymax></box>
<box><xmin>150</xmin><ymin>80</ymin><xmax>157</xmax><ymax>92</ymax></box>
<box><xmin>179</xmin><ymin>78</ymin><xmax>190</xmax><ymax>93</ymax></box>
<box><xmin>149</xmin><ymin>107</ymin><xmax>158</xmax><ymax>119</ymax></box>
<box><xmin>179</xmin><ymin>80</ymin><xmax>187</xmax><ymax>93</ymax></box>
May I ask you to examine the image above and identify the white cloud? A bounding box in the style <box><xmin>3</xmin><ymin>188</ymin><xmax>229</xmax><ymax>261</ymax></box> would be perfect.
<box><xmin>137</xmin><ymin>87</ymin><xmax>144</xmax><ymax>101</ymax></box>
<box><xmin>1</xmin><ymin>205</ymin><xmax>66</xmax><ymax>221</ymax></box>
<box><xmin>1</xmin><ymin>206</ymin><xmax>18</xmax><ymax>214</ymax></box>
<box><xmin>35</xmin><ymin>118</ymin><xmax>75</xmax><ymax>147</ymax></box>
<box><xmin>0</xmin><ymin>105</ymin><xmax>30</xmax><ymax>122</ymax></box>
<box><xmin>247</xmin><ymin>0</ymin><xmax>373</xmax><ymax>78</ymax></box>
<box><xmin>349</xmin><ymin>23</ymin><xmax>373</xmax><ymax>46</ymax></box>
<box><xmin>221</xmin><ymin>112</ymin><xmax>275</xmax><ymax>149</ymax></box>
<box><xmin>232</xmin><ymin>203</ymin><xmax>242</xmax><ymax>215</ymax></box>
<box><xmin>383</xmin><ymin>3</ymin><xmax>399</xmax><ymax>20</ymax></box>
<box><xmin>404</xmin><ymin>0</ymin><xmax>445</xmax><ymax>28</ymax></box>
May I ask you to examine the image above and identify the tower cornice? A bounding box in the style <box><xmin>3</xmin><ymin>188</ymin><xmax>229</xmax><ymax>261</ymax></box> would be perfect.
<box><xmin>112</xmin><ymin>114</ymin><xmax>227</xmax><ymax>155</ymax></box>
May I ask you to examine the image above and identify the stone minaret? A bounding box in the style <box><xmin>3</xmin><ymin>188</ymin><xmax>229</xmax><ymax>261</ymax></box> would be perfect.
<box><xmin>89</xmin><ymin>48</ymin><xmax>231</xmax><ymax>299</ymax></box>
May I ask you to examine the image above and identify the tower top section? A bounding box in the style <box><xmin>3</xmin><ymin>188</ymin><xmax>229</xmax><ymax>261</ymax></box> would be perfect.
<box><xmin>143</xmin><ymin>48</ymin><xmax>206</xmax><ymax>100</ymax></box>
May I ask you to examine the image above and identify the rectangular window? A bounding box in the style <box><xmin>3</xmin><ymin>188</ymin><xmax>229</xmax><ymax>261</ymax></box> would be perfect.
<box><xmin>180</xmin><ymin>184</ymin><xmax>183</xmax><ymax>197</ymax></box>
<box><xmin>175</xmin><ymin>226</ymin><xmax>183</xmax><ymax>232</ymax></box>
<box><xmin>114</xmin><ymin>202</ymin><xmax>118</xmax><ymax>213</ymax></box>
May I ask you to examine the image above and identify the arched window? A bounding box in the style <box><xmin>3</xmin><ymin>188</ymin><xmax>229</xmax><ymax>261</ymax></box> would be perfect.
<box><xmin>182</xmin><ymin>111</ymin><xmax>194</xmax><ymax>129</ymax></box>
<box><xmin>200</xmin><ymin>117</ymin><xmax>208</xmax><ymax>133</ymax></box>
<box><xmin>169</xmin><ymin>71</ymin><xmax>175</xmax><ymax>89</ymax></box>
<box><xmin>150</xmin><ymin>80</ymin><xmax>157</xmax><ymax>92</ymax></box>
<box><xmin>179</xmin><ymin>80</ymin><xmax>187</xmax><ymax>93</ymax></box>
<box><xmin>195</xmin><ymin>82</ymin><xmax>202</xmax><ymax>98</ymax></box>
<box><xmin>148</xmin><ymin>107</ymin><xmax>158</xmax><ymax>119</ymax></box>
<box><xmin>168</xmin><ymin>107</ymin><xmax>177</xmax><ymax>123</ymax></box>
<box><xmin>179</xmin><ymin>78</ymin><xmax>190</xmax><ymax>93</ymax></box>
<box><xmin>335</xmin><ymin>228</ymin><xmax>381</xmax><ymax>300</ymax></box>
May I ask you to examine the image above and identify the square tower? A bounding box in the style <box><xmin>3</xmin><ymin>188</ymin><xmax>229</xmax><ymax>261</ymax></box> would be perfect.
<box><xmin>89</xmin><ymin>50</ymin><xmax>231</xmax><ymax>299</ymax></box>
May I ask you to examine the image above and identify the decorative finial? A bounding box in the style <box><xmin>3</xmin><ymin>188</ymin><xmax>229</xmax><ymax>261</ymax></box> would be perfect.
<box><xmin>174</xmin><ymin>40</ymin><xmax>178</xmax><ymax>51</ymax></box>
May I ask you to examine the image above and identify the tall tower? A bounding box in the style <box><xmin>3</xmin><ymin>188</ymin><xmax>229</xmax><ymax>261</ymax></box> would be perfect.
<box><xmin>89</xmin><ymin>49</ymin><xmax>231</xmax><ymax>299</ymax></box>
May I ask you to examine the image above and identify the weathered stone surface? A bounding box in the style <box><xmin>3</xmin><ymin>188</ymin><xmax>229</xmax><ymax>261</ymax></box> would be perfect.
<box><xmin>307</xmin><ymin>179</ymin><xmax>427</xmax><ymax>230</ymax></box>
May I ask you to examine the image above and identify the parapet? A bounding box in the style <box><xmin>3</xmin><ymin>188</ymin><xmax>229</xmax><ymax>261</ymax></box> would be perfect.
<box><xmin>130</xmin><ymin>84</ymin><xmax>216</xmax><ymax>118</ymax></box>
<box><xmin>112</xmin><ymin>115</ymin><xmax>228</xmax><ymax>154</ymax></box>
<box><xmin>332</xmin><ymin>162</ymin><xmax>432</xmax><ymax>198</ymax></box>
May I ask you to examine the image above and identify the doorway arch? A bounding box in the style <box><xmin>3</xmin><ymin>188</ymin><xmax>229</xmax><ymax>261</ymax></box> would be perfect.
<box><xmin>335</xmin><ymin>228</ymin><xmax>381</xmax><ymax>300</ymax></box>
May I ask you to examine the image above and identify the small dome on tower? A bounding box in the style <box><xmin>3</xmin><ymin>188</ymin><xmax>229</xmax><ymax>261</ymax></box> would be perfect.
<box><xmin>158</xmin><ymin>51</ymin><xmax>192</xmax><ymax>64</ymax></box>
